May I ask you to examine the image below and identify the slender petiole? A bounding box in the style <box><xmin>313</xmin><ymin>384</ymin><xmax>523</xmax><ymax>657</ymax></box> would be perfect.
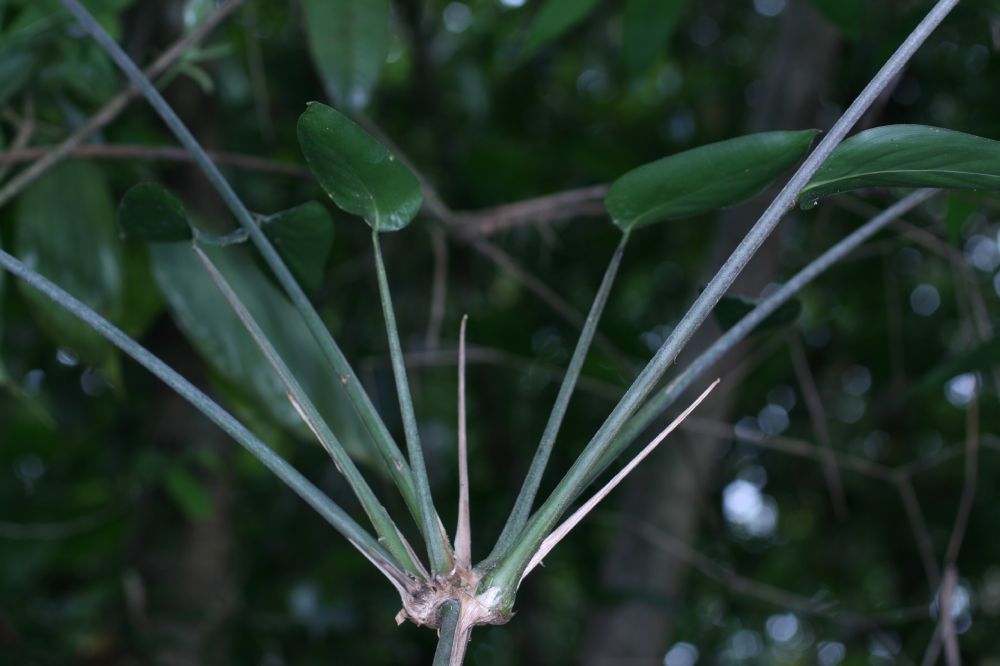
<box><xmin>372</xmin><ymin>230</ymin><xmax>453</xmax><ymax>574</ymax></box>
<box><xmin>482</xmin><ymin>231</ymin><xmax>629</xmax><ymax>569</ymax></box>
<box><xmin>455</xmin><ymin>315</ymin><xmax>472</xmax><ymax>569</ymax></box>
<box><xmin>193</xmin><ymin>243</ymin><xmax>425</xmax><ymax>577</ymax></box>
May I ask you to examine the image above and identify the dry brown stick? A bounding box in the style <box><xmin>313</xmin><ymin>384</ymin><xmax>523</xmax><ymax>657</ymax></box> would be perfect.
<box><xmin>939</xmin><ymin>565</ymin><xmax>960</xmax><ymax>666</ymax></box>
<box><xmin>453</xmin><ymin>184</ymin><xmax>609</xmax><ymax>236</ymax></box>
<box><xmin>945</xmin><ymin>398</ymin><xmax>980</xmax><ymax>567</ymax></box>
<box><xmin>616</xmin><ymin>514</ymin><xmax>928</xmax><ymax>627</ymax></box>
<box><xmin>895</xmin><ymin>475</ymin><xmax>942</xmax><ymax>590</ymax></box>
<box><xmin>0</xmin><ymin>143</ymin><xmax>309</xmax><ymax>177</ymax></box>
<box><xmin>0</xmin><ymin>0</ymin><xmax>244</xmax><ymax>208</ymax></box>
<box><xmin>680</xmin><ymin>416</ymin><xmax>894</xmax><ymax>480</ymax></box>
<box><xmin>789</xmin><ymin>334</ymin><xmax>849</xmax><ymax>519</ymax></box>
<box><xmin>0</xmin><ymin>97</ymin><xmax>35</xmax><ymax>183</ymax></box>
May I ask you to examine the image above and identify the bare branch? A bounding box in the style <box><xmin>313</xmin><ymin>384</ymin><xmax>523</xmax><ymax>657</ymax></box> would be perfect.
<box><xmin>790</xmin><ymin>335</ymin><xmax>848</xmax><ymax>518</ymax></box>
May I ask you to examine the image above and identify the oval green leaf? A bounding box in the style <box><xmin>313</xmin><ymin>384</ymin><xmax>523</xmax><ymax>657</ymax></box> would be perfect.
<box><xmin>800</xmin><ymin>125</ymin><xmax>1000</xmax><ymax>209</ymax></box>
<box><xmin>521</xmin><ymin>0</ymin><xmax>602</xmax><ymax>61</ymax></box>
<box><xmin>260</xmin><ymin>201</ymin><xmax>334</xmax><ymax>293</ymax></box>
<box><xmin>606</xmin><ymin>129</ymin><xmax>820</xmax><ymax>231</ymax></box>
<box><xmin>297</xmin><ymin>102</ymin><xmax>422</xmax><ymax>232</ymax></box>
<box><xmin>301</xmin><ymin>0</ymin><xmax>390</xmax><ymax>110</ymax></box>
<box><xmin>148</xmin><ymin>242</ymin><xmax>371</xmax><ymax>462</ymax></box>
<box><xmin>118</xmin><ymin>182</ymin><xmax>193</xmax><ymax>242</ymax></box>
<box><xmin>14</xmin><ymin>161</ymin><xmax>124</xmax><ymax>370</ymax></box>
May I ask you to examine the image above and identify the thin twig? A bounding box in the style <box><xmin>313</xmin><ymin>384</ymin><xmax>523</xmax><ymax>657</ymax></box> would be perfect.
<box><xmin>0</xmin><ymin>144</ymin><xmax>310</xmax><ymax>177</ymax></box>
<box><xmin>945</xmin><ymin>397</ymin><xmax>980</xmax><ymax>566</ymax></box>
<box><xmin>895</xmin><ymin>476</ymin><xmax>942</xmax><ymax>590</ymax></box>
<box><xmin>616</xmin><ymin>514</ymin><xmax>929</xmax><ymax>627</ymax></box>
<box><xmin>455</xmin><ymin>315</ymin><xmax>472</xmax><ymax>569</ymax></box>
<box><xmin>0</xmin><ymin>96</ymin><xmax>35</xmax><ymax>183</ymax></box>
<box><xmin>789</xmin><ymin>335</ymin><xmax>849</xmax><ymax>518</ymax></box>
<box><xmin>939</xmin><ymin>565</ymin><xmax>960</xmax><ymax>666</ymax></box>
<box><xmin>453</xmin><ymin>184</ymin><xmax>609</xmax><ymax>236</ymax></box>
<box><xmin>0</xmin><ymin>0</ymin><xmax>244</xmax><ymax>208</ymax></box>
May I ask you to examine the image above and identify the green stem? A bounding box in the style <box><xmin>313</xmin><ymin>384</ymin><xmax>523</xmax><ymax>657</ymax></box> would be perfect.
<box><xmin>481</xmin><ymin>232</ymin><xmax>629</xmax><ymax>570</ymax></box>
<box><xmin>372</xmin><ymin>230</ymin><xmax>452</xmax><ymax>574</ymax></box>
<box><xmin>431</xmin><ymin>602</ymin><xmax>465</xmax><ymax>666</ymax></box>
<box><xmin>58</xmin><ymin>0</ymin><xmax>423</xmax><ymax>530</ymax></box>
<box><xmin>592</xmin><ymin>189</ymin><xmax>938</xmax><ymax>487</ymax></box>
<box><xmin>0</xmin><ymin>247</ymin><xmax>404</xmax><ymax>579</ymax></box>
<box><xmin>194</xmin><ymin>244</ymin><xmax>424</xmax><ymax>577</ymax></box>
<box><xmin>483</xmin><ymin>0</ymin><xmax>958</xmax><ymax>604</ymax></box>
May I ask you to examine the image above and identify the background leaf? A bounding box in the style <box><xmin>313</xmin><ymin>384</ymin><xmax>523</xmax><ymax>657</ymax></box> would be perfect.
<box><xmin>297</xmin><ymin>102</ymin><xmax>422</xmax><ymax>232</ymax></box>
<box><xmin>520</xmin><ymin>0</ymin><xmax>601</xmax><ymax>61</ymax></box>
<box><xmin>148</xmin><ymin>242</ymin><xmax>371</xmax><ymax>462</ymax></box>
<box><xmin>622</xmin><ymin>0</ymin><xmax>688</xmax><ymax>75</ymax></box>
<box><xmin>260</xmin><ymin>201</ymin><xmax>334</xmax><ymax>293</ymax></box>
<box><xmin>163</xmin><ymin>464</ymin><xmax>213</xmax><ymax>520</ymax></box>
<box><xmin>606</xmin><ymin>130</ymin><xmax>819</xmax><ymax>231</ymax></box>
<box><xmin>118</xmin><ymin>182</ymin><xmax>193</xmax><ymax>242</ymax></box>
<box><xmin>800</xmin><ymin>125</ymin><xmax>1000</xmax><ymax>208</ymax></box>
<box><xmin>301</xmin><ymin>0</ymin><xmax>390</xmax><ymax>110</ymax></box>
<box><xmin>14</xmin><ymin>161</ymin><xmax>123</xmax><ymax>373</ymax></box>
<box><xmin>913</xmin><ymin>337</ymin><xmax>1000</xmax><ymax>396</ymax></box>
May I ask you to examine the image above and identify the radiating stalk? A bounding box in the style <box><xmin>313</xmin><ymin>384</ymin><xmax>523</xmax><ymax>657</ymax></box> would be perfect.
<box><xmin>372</xmin><ymin>231</ymin><xmax>452</xmax><ymax>573</ymax></box>
<box><xmin>194</xmin><ymin>244</ymin><xmax>424</xmax><ymax>577</ymax></box>
<box><xmin>0</xmin><ymin>247</ymin><xmax>407</xmax><ymax>585</ymax></box>
<box><xmin>59</xmin><ymin>0</ymin><xmax>423</xmax><ymax>529</ymax></box>
<box><xmin>455</xmin><ymin>315</ymin><xmax>472</xmax><ymax>569</ymax></box>
<box><xmin>482</xmin><ymin>232</ymin><xmax>628</xmax><ymax>569</ymax></box>
<box><xmin>432</xmin><ymin>602</ymin><xmax>463</xmax><ymax>666</ymax></box>
<box><xmin>484</xmin><ymin>0</ymin><xmax>958</xmax><ymax>603</ymax></box>
<box><xmin>599</xmin><ymin>189</ymin><xmax>938</xmax><ymax>482</ymax></box>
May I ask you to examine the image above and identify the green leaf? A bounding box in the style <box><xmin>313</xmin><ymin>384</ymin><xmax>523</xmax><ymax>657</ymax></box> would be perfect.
<box><xmin>913</xmin><ymin>337</ymin><xmax>1000</xmax><ymax>396</ymax></box>
<box><xmin>521</xmin><ymin>0</ymin><xmax>601</xmax><ymax>61</ymax></box>
<box><xmin>800</xmin><ymin>125</ymin><xmax>1000</xmax><ymax>209</ymax></box>
<box><xmin>148</xmin><ymin>242</ymin><xmax>371</xmax><ymax>462</ymax></box>
<box><xmin>713</xmin><ymin>294</ymin><xmax>802</xmax><ymax>333</ymax></box>
<box><xmin>14</xmin><ymin>161</ymin><xmax>123</xmax><ymax>370</ymax></box>
<box><xmin>260</xmin><ymin>201</ymin><xmax>334</xmax><ymax>293</ymax></box>
<box><xmin>0</xmin><ymin>50</ymin><xmax>36</xmax><ymax>105</ymax></box>
<box><xmin>606</xmin><ymin>130</ymin><xmax>820</xmax><ymax>231</ymax></box>
<box><xmin>163</xmin><ymin>464</ymin><xmax>213</xmax><ymax>520</ymax></box>
<box><xmin>301</xmin><ymin>0</ymin><xmax>390</xmax><ymax>110</ymax></box>
<box><xmin>622</xmin><ymin>0</ymin><xmax>688</xmax><ymax>75</ymax></box>
<box><xmin>118</xmin><ymin>182</ymin><xmax>193</xmax><ymax>242</ymax></box>
<box><xmin>297</xmin><ymin>102</ymin><xmax>422</xmax><ymax>232</ymax></box>
<box><xmin>808</xmin><ymin>0</ymin><xmax>863</xmax><ymax>38</ymax></box>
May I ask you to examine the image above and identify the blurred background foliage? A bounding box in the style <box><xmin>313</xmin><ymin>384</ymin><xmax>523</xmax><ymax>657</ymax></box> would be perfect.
<box><xmin>1</xmin><ymin>0</ymin><xmax>1000</xmax><ymax>664</ymax></box>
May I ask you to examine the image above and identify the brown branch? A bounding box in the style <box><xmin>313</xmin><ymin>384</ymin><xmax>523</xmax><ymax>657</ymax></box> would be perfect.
<box><xmin>789</xmin><ymin>334</ymin><xmax>849</xmax><ymax>519</ymax></box>
<box><xmin>895</xmin><ymin>476</ymin><xmax>942</xmax><ymax>590</ymax></box>
<box><xmin>616</xmin><ymin>514</ymin><xmax>928</xmax><ymax>627</ymax></box>
<box><xmin>0</xmin><ymin>96</ymin><xmax>35</xmax><ymax>183</ymax></box>
<box><xmin>0</xmin><ymin>0</ymin><xmax>244</xmax><ymax>208</ymax></box>
<box><xmin>0</xmin><ymin>143</ymin><xmax>309</xmax><ymax>177</ymax></box>
<box><xmin>452</xmin><ymin>184</ymin><xmax>609</xmax><ymax>236</ymax></box>
<box><xmin>945</xmin><ymin>398</ymin><xmax>980</xmax><ymax>567</ymax></box>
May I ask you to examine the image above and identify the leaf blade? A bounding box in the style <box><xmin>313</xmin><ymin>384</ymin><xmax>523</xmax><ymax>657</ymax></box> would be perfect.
<box><xmin>260</xmin><ymin>201</ymin><xmax>334</xmax><ymax>293</ymax></box>
<box><xmin>521</xmin><ymin>0</ymin><xmax>602</xmax><ymax>60</ymax></box>
<box><xmin>606</xmin><ymin>129</ymin><xmax>820</xmax><ymax>231</ymax></box>
<box><xmin>118</xmin><ymin>182</ymin><xmax>193</xmax><ymax>242</ymax></box>
<box><xmin>622</xmin><ymin>0</ymin><xmax>688</xmax><ymax>75</ymax></box>
<box><xmin>800</xmin><ymin>125</ymin><xmax>1000</xmax><ymax>208</ymax></box>
<box><xmin>297</xmin><ymin>102</ymin><xmax>422</xmax><ymax>232</ymax></box>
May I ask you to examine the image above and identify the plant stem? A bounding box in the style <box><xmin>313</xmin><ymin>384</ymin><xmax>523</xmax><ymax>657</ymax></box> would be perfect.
<box><xmin>193</xmin><ymin>244</ymin><xmax>425</xmax><ymax>577</ymax></box>
<box><xmin>485</xmin><ymin>0</ymin><xmax>958</xmax><ymax>603</ymax></box>
<box><xmin>58</xmin><ymin>0</ymin><xmax>424</xmax><ymax>529</ymax></box>
<box><xmin>432</xmin><ymin>601</ymin><xmax>463</xmax><ymax>666</ymax></box>
<box><xmin>372</xmin><ymin>230</ymin><xmax>452</xmax><ymax>574</ymax></box>
<box><xmin>482</xmin><ymin>232</ymin><xmax>629</xmax><ymax>570</ymax></box>
<box><xmin>455</xmin><ymin>315</ymin><xmax>472</xmax><ymax>569</ymax></box>
<box><xmin>604</xmin><ymin>189</ymin><xmax>938</xmax><ymax>476</ymax></box>
<box><xmin>0</xmin><ymin>247</ymin><xmax>408</xmax><ymax>585</ymax></box>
